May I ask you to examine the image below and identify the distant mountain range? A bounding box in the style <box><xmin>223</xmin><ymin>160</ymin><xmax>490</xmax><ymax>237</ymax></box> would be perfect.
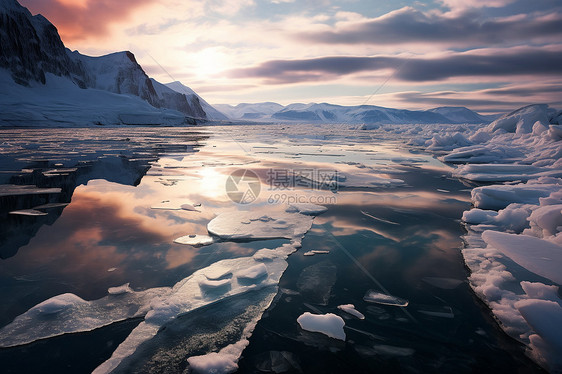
<box><xmin>0</xmin><ymin>0</ymin><xmax>225</xmax><ymax>126</ymax></box>
<box><xmin>215</xmin><ymin>102</ymin><xmax>498</xmax><ymax>125</ymax></box>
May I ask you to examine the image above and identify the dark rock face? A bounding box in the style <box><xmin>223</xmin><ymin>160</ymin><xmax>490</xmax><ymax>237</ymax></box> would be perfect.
<box><xmin>0</xmin><ymin>0</ymin><xmax>207</xmax><ymax>119</ymax></box>
<box><xmin>0</xmin><ymin>0</ymin><xmax>85</xmax><ymax>85</ymax></box>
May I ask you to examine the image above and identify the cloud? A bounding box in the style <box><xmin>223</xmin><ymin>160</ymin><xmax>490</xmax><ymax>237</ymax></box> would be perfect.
<box><xmin>296</xmin><ymin>7</ymin><xmax>562</xmax><ymax>47</ymax></box>
<box><xmin>226</xmin><ymin>47</ymin><xmax>562</xmax><ymax>84</ymax></box>
<box><xmin>437</xmin><ymin>0</ymin><xmax>516</xmax><ymax>11</ymax></box>
<box><xmin>20</xmin><ymin>0</ymin><xmax>157</xmax><ymax>41</ymax></box>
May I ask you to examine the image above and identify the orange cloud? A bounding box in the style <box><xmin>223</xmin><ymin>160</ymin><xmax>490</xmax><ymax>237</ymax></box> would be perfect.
<box><xmin>20</xmin><ymin>0</ymin><xmax>156</xmax><ymax>42</ymax></box>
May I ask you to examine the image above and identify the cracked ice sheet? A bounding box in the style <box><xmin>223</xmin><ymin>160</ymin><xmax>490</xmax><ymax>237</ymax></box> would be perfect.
<box><xmin>0</xmin><ymin>205</ymin><xmax>320</xmax><ymax>374</ymax></box>
<box><xmin>0</xmin><ymin>287</ymin><xmax>170</xmax><ymax>348</ymax></box>
<box><xmin>94</xmin><ymin>246</ymin><xmax>299</xmax><ymax>374</ymax></box>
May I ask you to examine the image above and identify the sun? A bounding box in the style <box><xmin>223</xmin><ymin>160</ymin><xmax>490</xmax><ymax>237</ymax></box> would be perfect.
<box><xmin>192</xmin><ymin>47</ymin><xmax>228</xmax><ymax>80</ymax></box>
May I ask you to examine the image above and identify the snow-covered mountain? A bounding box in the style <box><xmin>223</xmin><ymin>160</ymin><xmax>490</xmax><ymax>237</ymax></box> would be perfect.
<box><xmin>0</xmin><ymin>0</ymin><xmax>220</xmax><ymax>126</ymax></box>
<box><xmin>165</xmin><ymin>81</ymin><xmax>227</xmax><ymax>120</ymax></box>
<box><xmin>214</xmin><ymin>102</ymin><xmax>285</xmax><ymax>120</ymax></box>
<box><xmin>215</xmin><ymin>102</ymin><xmax>494</xmax><ymax>124</ymax></box>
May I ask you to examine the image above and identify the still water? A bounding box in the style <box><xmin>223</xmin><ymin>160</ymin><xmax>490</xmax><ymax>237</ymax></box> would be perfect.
<box><xmin>0</xmin><ymin>125</ymin><xmax>542</xmax><ymax>373</ymax></box>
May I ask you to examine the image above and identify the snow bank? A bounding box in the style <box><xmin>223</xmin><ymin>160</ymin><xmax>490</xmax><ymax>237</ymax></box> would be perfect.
<box><xmin>424</xmin><ymin>104</ymin><xmax>562</xmax><ymax>372</ymax></box>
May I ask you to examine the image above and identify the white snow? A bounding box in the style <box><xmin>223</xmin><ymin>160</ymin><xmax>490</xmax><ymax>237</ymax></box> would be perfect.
<box><xmin>297</xmin><ymin>312</ymin><xmax>346</xmax><ymax>341</ymax></box>
<box><xmin>0</xmin><ymin>70</ymin><xmax>187</xmax><ymax>127</ymax></box>
<box><xmin>236</xmin><ymin>263</ymin><xmax>268</xmax><ymax>282</ymax></box>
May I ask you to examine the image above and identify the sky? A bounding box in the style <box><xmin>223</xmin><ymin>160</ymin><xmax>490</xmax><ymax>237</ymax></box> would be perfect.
<box><xmin>19</xmin><ymin>0</ymin><xmax>562</xmax><ymax>113</ymax></box>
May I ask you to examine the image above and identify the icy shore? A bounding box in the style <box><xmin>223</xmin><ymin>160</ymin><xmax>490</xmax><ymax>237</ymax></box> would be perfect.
<box><xmin>404</xmin><ymin>104</ymin><xmax>562</xmax><ymax>372</ymax></box>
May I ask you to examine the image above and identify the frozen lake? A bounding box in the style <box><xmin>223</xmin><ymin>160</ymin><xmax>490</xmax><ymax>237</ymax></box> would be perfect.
<box><xmin>0</xmin><ymin>125</ymin><xmax>543</xmax><ymax>373</ymax></box>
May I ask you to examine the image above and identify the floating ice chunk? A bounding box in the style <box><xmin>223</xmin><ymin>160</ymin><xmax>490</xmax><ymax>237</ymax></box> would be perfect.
<box><xmin>520</xmin><ymin>281</ymin><xmax>561</xmax><ymax>302</ymax></box>
<box><xmin>471</xmin><ymin>183</ymin><xmax>558</xmax><ymax>210</ymax></box>
<box><xmin>286</xmin><ymin>203</ymin><xmax>327</xmax><ymax>215</ymax></box>
<box><xmin>174</xmin><ymin>234</ymin><xmax>215</xmax><ymax>246</ymax></box>
<box><xmin>181</xmin><ymin>203</ymin><xmax>200</xmax><ymax>212</ymax></box>
<box><xmin>516</xmin><ymin>299</ymin><xmax>562</xmax><ymax>361</ymax></box>
<box><xmin>203</xmin><ymin>265</ymin><xmax>232</xmax><ymax>280</ymax></box>
<box><xmin>9</xmin><ymin>209</ymin><xmax>48</xmax><ymax>216</ymax></box>
<box><xmin>0</xmin><ymin>184</ymin><xmax>61</xmax><ymax>197</ymax></box>
<box><xmin>482</xmin><ymin>230</ymin><xmax>562</xmax><ymax>284</ymax></box>
<box><xmin>297</xmin><ymin>260</ymin><xmax>337</xmax><ymax>306</ymax></box>
<box><xmin>187</xmin><ymin>351</ymin><xmax>238</xmax><ymax>374</ymax></box>
<box><xmin>108</xmin><ymin>283</ymin><xmax>133</xmax><ymax>295</ymax></box>
<box><xmin>337</xmin><ymin>304</ymin><xmax>365</xmax><ymax>320</ymax></box>
<box><xmin>455</xmin><ymin>164</ymin><xmax>562</xmax><ymax>182</ymax></box>
<box><xmin>463</xmin><ymin>204</ymin><xmax>533</xmax><ymax>233</ymax></box>
<box><xmin>236</xmin><ymin>263</ymin><xmax>268</xmax><ymax>283</ymax></box>
<box><xmin>422</xmin><ymin>277</ymin><xmax>464</xmax><ymax>289</ymax></box>
<box><xmin>0</xmin><ymin>288</ymin><xmax>170</xmax><ymax>348</ymax></box>
<box><xmin>187</xmin><ymin>339</ymin><xmax>249</xmax><ymax>374</ymax></box>
<box><xmin>94</xmin><ymin>255</ymin><xmax>293</xmax><ymax>374</ymax></box>
<box><xmin>363</xmin><ymin>290</ymin><xmax>408</xmax><ymax>307</ymax></box>
<box><xmin>525</xmin><ymin>204</ymin><xmax>562</xmax><ymax>238</ymax></box>
<box><xmin>297</xmin><ymin>312</ymin><xmax>346</xmax><ymax>341</ymax></box>
<box><xmin>207</xmin><ymin>208</ymin><xmax>314</xmax><ymax>240</ymax></box>
<box><xmin>302</xmin><ymin>250</ymin><xmax>330</xmax><ymax>256</ymax></box>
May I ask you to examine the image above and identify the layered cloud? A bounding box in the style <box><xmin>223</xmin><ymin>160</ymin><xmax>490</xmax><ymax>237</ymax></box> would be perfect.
<box><xmin>296</xmin><ymin>7</ymin><xmax>562</xmax><ymax>47</ymax></box>
<box><xmin>227</xmin><ymin>47</ymin><xmax>562</xmax><ymax>84</ymax></box>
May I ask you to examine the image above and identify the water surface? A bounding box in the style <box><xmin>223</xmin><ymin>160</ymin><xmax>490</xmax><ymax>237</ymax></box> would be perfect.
<box><xmin>0</xmin><ymin>125</ymin><xmax>542</xmax><ymax>373</ymax></box>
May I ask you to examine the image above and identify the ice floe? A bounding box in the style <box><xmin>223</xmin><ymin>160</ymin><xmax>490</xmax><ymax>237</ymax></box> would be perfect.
<box><xmin>1</xmin><ymin>200</ymin><xmax>323</xmax><ymax>374</ymax></box>
<box><xmin>297</xmin><ymin>260</ymin><xmax>337</xmax><ymax>306</ymax></box>
<box><xmin>0</xmin><ymin>288</ymin><xmax>170</xmax><ymax>348</ymax></box>
<box><xmin>207</xmin><ymin>207</ymin><xmax>318</xmax><ymax>240</ymax></box>
<box><xmin>482</xmin><ymin>231</ymin><xmax>562</xmax><ymax>285</ymax></box>
<box><xmin>302</xmin><ymin>249</ymin><xmax>330</xmax><ymax>256</ymax></box>
<box><xmin>363</xmin><ymin>290</ymin><xmax>409</xmax><ymax>307</ymax></box>
<box><xmin>297</xmin><ymin>312</ymin><xmax>346</xmax><ymax>341</ymax></box>
<box><xmin>337</xmin><ymin>304</ymin><xmax>365</xmax><ymax>320</ymax></box>
<box><xmin>9</xmin><ymin>209</ymin><xmax>48</xmax><ymax>216</ymax></box>
<box><xmin>173</xmin><ymin>234</ymin><xmax>215</xmax><ymax>246</ymax></box>
<box><xmin>417</xmin><ymin>104</ymin><xmax>562</xmax><ymax>372</ymax></box>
